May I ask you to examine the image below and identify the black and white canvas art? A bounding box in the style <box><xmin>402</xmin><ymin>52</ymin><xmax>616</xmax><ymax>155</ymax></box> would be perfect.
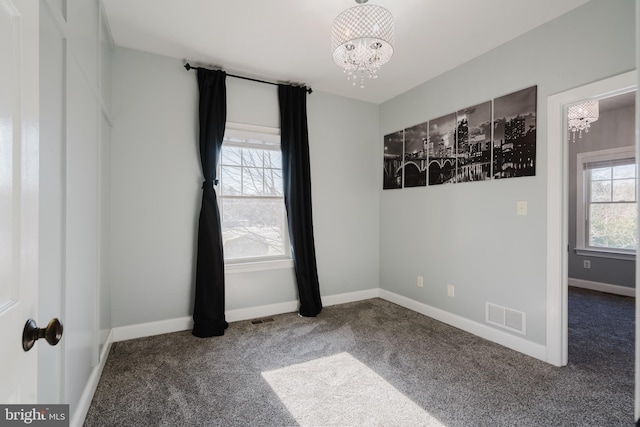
<box><xmin>403</xmin><ymin>123</ymin><xmax>428</xmax><ymax>187</ymax></box>
<box><xmin>492</xmin><ymin>86</ymin><xmax>537</xmax><ymax>179</ymax></box>
<box><xmin>456</xmin><ymin>101</ymin><xmax>492</xmax><ymax>182</ymax></box>
<box><xmin>428</xmin><ymin>113</ymin><xmax>457</xmax><ymax>185</ymax></box>
<box><xmin>383</xmin><ymin>130</ymin><xmax>404</xmax><ymax>189</ymax></box>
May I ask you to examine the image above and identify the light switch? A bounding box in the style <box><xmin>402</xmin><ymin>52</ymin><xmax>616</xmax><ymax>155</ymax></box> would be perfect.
<box><xmin>517</xmin><ymin>201</ymin><xmax>528</xmax><ymax>216</ymax></box>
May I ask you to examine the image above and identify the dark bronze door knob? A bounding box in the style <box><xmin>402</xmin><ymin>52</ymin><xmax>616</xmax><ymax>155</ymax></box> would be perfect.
<box><xmin>22</xmin><ymin>318</ymin><xmax>63</xmax><ymax>352</ymax></box>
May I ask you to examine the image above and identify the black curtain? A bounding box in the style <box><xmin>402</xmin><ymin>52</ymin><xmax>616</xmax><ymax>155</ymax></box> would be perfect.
<box><xmin>278</xmin><ymin>84</ymin><xmax>323</xmax><ymax>317</ymax></box>
<box><xmin>192</xmin><ymin>68</ymin><xmax>228</xmax><ymax>337</ymax></box>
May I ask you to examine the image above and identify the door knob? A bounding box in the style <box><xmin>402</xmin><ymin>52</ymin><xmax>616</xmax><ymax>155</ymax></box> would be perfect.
<box><xmin>22</xmin><ymin>318</ymin><xmax>63</xmax><ymax>352</ymax></box>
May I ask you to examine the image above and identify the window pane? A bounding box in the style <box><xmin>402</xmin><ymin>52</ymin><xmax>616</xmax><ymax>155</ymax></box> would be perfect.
<box><xmin>612</xmin><ymin>179</ymin><xmax>636</xmax><ymax>202</ymax></box>
<box><xmin>264</xmin><ymin>169</ymin><xmax>283</xmax><ymax>196</ymax></box>
<box><xmin>590</xmin><ymin>181</ymin><xmax>611</xmax><ymax>202</ymax></box>
<box><xmin>220</xmin><ymin>132</ymin><xmax>288</xmax><ymax>262</ymax></box>
<box><xmin>242</xmin><ymin>148</ymin><xmax>264</xmax><ymax>168</ymax></box>
<box><xmin>613</xmin><ymin>164</ymin><xmax>636</xmax><ymax>179</ymax></box>
<box><xmin>221</xmin><ymin>146</ymin><xmax>242</xmax><ymax>166</ymax></box>
<box><xmin>221</xmin><ymin>198</ymin><xmax>288</xmax><ymax>259</ymax></box>
<box><xmin>220</xmin><ymin>166</ymin><xmax>242</xmax><ymax>195</ymax></box>
<box><xmin>265</xmin><ymin>150</ymin><xmax>282</xmax><ymax>168</ymax></box>
<box><xmin>589</xmin><ymin>203</ymin><xmax>637</xmax><ymax>249</ymax></box>
<box><xmin>242</xmin><ymin>167</ymin><xmax>264</xmax><ymax>196</ymax></box>
<box><xmin>590</xmin><ymin>167</ymin><xmax>611</xmax><ymax>181</ymax></box>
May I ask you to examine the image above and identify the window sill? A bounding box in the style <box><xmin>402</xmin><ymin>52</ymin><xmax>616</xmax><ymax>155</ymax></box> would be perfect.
<box><xmin>225</xmin><ymin>258</ymin><xmax>294</xmax><ymax>274</ymax></box>
<box><xmin>574</xmin><ymin>247</ymin><xmax>635</xmax><ymax>261</ymax></box>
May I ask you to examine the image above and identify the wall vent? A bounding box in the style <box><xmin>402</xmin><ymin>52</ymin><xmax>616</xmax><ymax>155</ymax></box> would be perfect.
<box><xmin>485</xmin><ymin>303</ymin><xmax>526</xmax><ymax>335</ymax></box>
<box><xmin>251</xmin><ymin>317</ymin><xmax>274</xmax><ymax>325</ymax></box>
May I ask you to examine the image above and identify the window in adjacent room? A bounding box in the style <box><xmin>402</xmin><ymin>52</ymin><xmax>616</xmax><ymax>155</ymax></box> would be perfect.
<box><xmin>218</xmin><ymin>124</ymin><xmax>291</xmax><ymax>266</ymax></box>
<box><xmin>576</xmin><ymin>146</ymin><xmax>637</xmax><ymax>259</ymax></box>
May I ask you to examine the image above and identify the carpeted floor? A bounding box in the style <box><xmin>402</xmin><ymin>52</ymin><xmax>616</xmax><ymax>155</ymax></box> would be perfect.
<box><xmin>84</xmin><ymin>287</ymin><xmax>634</xmax><ymax>426</ymax></box>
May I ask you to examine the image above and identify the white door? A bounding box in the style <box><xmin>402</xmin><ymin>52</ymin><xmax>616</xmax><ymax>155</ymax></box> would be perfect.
<box><xmin>0</xmin><ymin>0</ymin><xmax>40</xmax><ymax>403</ymax></box>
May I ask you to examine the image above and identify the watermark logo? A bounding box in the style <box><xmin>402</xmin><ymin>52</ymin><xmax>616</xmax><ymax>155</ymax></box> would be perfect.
<box><xmin>0</xmin><ymin>405</ymin><xmax>68</xmax><ymax>426</ymax></box>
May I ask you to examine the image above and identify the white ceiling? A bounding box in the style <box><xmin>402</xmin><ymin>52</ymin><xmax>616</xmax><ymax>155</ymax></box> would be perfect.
<box><xmin>102</xmin><ymin>0</ymin><xmax>591</xmax><ymax>104</ymax></box>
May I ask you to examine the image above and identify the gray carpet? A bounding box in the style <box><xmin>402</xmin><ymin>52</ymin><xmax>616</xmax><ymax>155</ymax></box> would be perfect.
<box><xmin>85</xmin><ymin>287</ymin><xmax>634</xmax><ymax>426</ymax></box>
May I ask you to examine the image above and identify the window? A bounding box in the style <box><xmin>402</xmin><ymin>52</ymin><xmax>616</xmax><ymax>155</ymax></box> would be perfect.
<box><xmin>219</xmin><ymin>124</ymin><xmax>291</xmax><ymax>267</ymax></box>
<box><xmin>576</xmin><ymin>146</ymin><xmax>637</xmax><ymax>259</ymax></box>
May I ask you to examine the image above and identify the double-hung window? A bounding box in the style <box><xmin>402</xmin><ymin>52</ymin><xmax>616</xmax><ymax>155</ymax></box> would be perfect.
<box><xmin>218</xmin><ymin>124</ymin><xmax>291</xmax><ymax>268</ymax></box>
<box><xmin>576</xmin><ymin>146</ymin><xmax>637</xmax><ymax>259</ymax></box>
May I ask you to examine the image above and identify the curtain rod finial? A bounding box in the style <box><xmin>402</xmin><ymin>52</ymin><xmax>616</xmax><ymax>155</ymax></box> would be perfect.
<box><xmin>184</xmin><ymin>63</ymin><xmax>192</xmax><ymax>71</ymax></box>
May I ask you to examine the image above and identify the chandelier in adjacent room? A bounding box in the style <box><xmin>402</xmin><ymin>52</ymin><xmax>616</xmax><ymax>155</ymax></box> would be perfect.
<box><xmin>568</xmin><ymin>100</ymin><xmax>599</xmax><ymax>142</ymax></box>
<box><xmin>331</xmin><ymin>0</ymin><xmax>394</xmax><ymax>88</ymax></box>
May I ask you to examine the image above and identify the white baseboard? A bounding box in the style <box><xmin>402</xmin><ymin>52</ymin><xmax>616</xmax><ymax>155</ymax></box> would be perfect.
<box><xmin>226</xmin><ymin>301</ymin><xmax>298</xmax><ymax>323</ymax></box>
<box><xmin>109</xmin><ymin>286</ymin><xmax>547</xmax><ymax>362</ymax></box>
<box><xmin>378</xmin><ymin>289</ymin><xmax>548</xmax><ymax>363</ymax></box>
<box><xmin>83</xmin><ymin>286</ymin><xmax>548</xmax><ymax>425</ymax></box>
<box><xmin>111</xmin><ymin>288</ymin><xmax>381</xmax><ymax>343</ymax></box>
<box><xmin>322</xmin><ymin>288</ymin><xmax>380</xmax><ymax>306</ymax></box>
<box><xmin>569</xmin><ymin>278</ymin><xmax>635</xmax><ymax>297</ymax></box>
<box><xmin>112</xmin><ymin>316</ymin><xmax>193</xmax><ymax>342</ymax></box>
<box><xmin>70</xmin><ymin>329</ymin><xmax>114</xmax><ymax>427</ymax></box>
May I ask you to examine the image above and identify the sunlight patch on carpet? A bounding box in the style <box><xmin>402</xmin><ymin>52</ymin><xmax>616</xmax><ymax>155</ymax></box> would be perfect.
<box><xmin>261</xmin><ymin>352</ymin><xmax>444</xmax><ymax>426</ymax></box>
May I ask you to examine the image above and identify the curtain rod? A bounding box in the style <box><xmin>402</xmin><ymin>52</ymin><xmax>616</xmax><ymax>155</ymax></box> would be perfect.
<box><xmin>184</xmin><ymin>63</ymin><xmax>312</xmax><ymax>94</ymax></box>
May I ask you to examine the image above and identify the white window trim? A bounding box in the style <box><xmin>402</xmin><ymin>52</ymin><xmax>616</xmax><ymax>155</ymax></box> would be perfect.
<box><xmin>574</xmin><ymin>247</ymin><xmax>635</xmax><ymax>260</ymax></box>
<box><xmin>225</xmin><ymin>258</ymin><xmax>294</xmax><ymax>274</ymax></box>
<box><xmin>219</xmin><ymin>122</ymin><xmax>293</xmax><ymax>271</ymax></box>
<box><xmin>575</xmin><ymin>145</ymin><xmax>636</xmax><ymax>260</ymax></box>
<box><xmin>225</xmin><ymin>121</ymin><xmax>280</xmax><ymax>142</ymax></box>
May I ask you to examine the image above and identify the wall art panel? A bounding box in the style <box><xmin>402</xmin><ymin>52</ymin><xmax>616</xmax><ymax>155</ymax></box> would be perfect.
<box><xmin>492</xmin><ymin>86</ymin><xmax>537</xmax><ymax>179</ymax></box>
<box><xmin>383</xmin><ymin>130</ymin><xmax>404</xmax><ymax>189</ymax></box>
<box><xmin>456</xmin><ymin>101</ymin><xmax>492</xmax><ymax>182</ymax></box>
<box><xmin>403</xmin><ymin>122</ymin><xmax>428</xmax><ymax>188</ymax></box>
<box><xmin>428</xmin><ymin>113</ymin><xmax>457</xmax><ymax>185</ymax></box>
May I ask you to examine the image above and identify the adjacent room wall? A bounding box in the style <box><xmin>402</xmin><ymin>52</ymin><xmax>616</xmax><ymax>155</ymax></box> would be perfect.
<box><xmin>378</xmin><ymin>0</ymin><xmax>635</xmax><ymax>347</ymax></box>
<box><xmin>110</xmin><ymin>48</ymin><xmax>379</xmax><ymax>327</ymax></box>
<box><xmin>568</xmin><ymin>103</ymin><xmax>636</xmax><ymax>288</ymax></box>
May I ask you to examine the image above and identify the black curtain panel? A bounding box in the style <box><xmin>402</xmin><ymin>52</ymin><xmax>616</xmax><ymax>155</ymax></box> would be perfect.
<box><xmin>192</xmin><ymin>68</ymin><xmax>228</xmax><ymax>337</ymax></box>
<box><xmin>278</xmin><ymin>84</ymin><xmax>323</xmax><ymax>317</ymax></box>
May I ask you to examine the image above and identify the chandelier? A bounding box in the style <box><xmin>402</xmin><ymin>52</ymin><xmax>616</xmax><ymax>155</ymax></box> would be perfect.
<box><xmin>331</xmin><ymin>0</ymin><xmax>394</xmax><ymax>88</ymax></box>
<box><xmin>568</xmin><ymin>100</ymin><xmax>599</xmax><ymax>142</ymax></box>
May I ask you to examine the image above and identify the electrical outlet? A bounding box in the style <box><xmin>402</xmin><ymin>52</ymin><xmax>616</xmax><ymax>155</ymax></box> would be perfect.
<box><xmin>517</xmin><ymin>200</ymin><xmax>528</xmax><ymax>216</ymax></box>
<box><xmin>447</xmin><ymin>284</ymin><xmax>455</xmax><ymax>297</ymax></box>
<box><xmin>417</xmin><ymin>276</ymin><xmax>424</xmax><ymax>288</ymax></box>
<box><xmin>583</xmin><ymin>260</ymin><xmax>591</xmax><ymax>269</ymax></box>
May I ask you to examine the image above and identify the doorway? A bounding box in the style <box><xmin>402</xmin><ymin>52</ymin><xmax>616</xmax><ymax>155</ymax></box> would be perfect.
<box><xmin>564</xmin><ymin>90</ymin><xmax>636</xmax><ymax>420</ymax></box>
<box><xmin>566</xmin><ymin>89</ymin><xmax>637</xmax><ymax>329</ymax></box>
<box><xmin>566</xmin><ymin>90</ymin><xmax>636</xmax><ymax>302</ymax></box>
<box><xmin>546</xmin><ymin>70</ymin><xmax>636</xmax><ymax>368</ymax></box>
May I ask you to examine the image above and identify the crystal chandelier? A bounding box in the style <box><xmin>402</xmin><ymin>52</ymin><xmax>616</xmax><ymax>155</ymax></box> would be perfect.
<box><xmin>331</xmin><ymin>0</ymin><xmax>394</xmax><ymax>88</ymax></box>
<box><xmin>568</xmin><ymin>100</ymin><xmax>599</xmax><ymax>142</ymax></box>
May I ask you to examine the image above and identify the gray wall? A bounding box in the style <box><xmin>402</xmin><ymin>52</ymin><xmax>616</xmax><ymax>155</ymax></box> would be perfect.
<box><xmin>568</xmin><ymin>104</ymin><xmax>636</xmax><ymax>287</ymax></box>
<box><xmin>379</xmin><ymin>0</ymin><xmax>636</xmax><ymax>346</ymax></box>
<box><xmin>109</xmin><ymin>47</ymin><xmax>380</xmax><ymax>327</ymax></box>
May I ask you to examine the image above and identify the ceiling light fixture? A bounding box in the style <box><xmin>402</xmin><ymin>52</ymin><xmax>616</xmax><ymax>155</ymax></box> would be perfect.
<box><xmin>568</xmin><ymin>100</ymin><xmax>599</xmax><ymax>142</ymax></box>
<box><xmin>331</xmin><ymin>0</ymin><xmax>394</xmax><ymax>88</ymax></box>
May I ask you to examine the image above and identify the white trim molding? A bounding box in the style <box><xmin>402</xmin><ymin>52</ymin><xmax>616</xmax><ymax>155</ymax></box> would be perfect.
<box><xmin>569</xmin><ymin>278</ymin><xmax>635</xmax><ymax>297</ymax></box>
<box><xmin>574</xmin><ymin>247</ymin><xmax>635</xmax><ymax>261</ymax></box>
<box><xmin>575</xmin><ymin>145</ymin><xmax>636</xmax><ymax>259</ymax></box>
<box><xmin>70</xmin><ymin>330</ymin><xmax>114</xmax><ymax>427</ymax></box>
<box><xmin>322</xmin><ymin>288</ymin><xmax>380</xmax><ymax>307</ymax></box>
<box><xmin>379</xmin><ymin>290</ymin><xmax>546</xmax><ymax>362</ymax></box>
<box><xmin>110</xmin><ymin>288</ymin><xmax>381</xmax><ymax>343</ymax></box>
<box><xmin>80</xmin><ymin>286</ymin><xmax>555</xmax><ymax>424</ymax></box>
<box><xmin>107</xmin><ymin>286</ymin><xmax>547</xmax><ymax>363</ymax></box>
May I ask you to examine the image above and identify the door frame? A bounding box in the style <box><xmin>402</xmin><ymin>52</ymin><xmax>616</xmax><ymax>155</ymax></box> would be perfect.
<box><xmin>546</xmin><ymin>69</ymin><xmax>637</xmax><ymax>366</ymax></box>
